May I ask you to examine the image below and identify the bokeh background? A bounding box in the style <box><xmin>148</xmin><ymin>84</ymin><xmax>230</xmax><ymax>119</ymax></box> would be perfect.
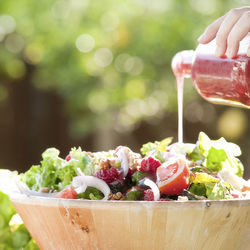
<box><xmin>0</xmin><ymin>0</ymin><xmax>249</xmax><ymax>178</ymax></box>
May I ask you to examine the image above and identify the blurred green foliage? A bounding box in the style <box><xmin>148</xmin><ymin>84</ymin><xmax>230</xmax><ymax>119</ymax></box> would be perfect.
<box><xmin>0</xmin><ymin>191</ymin><xmax>38</xmax><ymax>249</ymax></box>
<box><xmin>0</xmin><ymin>0</ymin><xmax>244</xmax><ymax>138</ymax></box>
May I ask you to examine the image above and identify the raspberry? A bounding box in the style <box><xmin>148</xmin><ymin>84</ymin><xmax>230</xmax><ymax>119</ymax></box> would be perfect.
<box><xmin>140</xmin><ymin>157</ymin><xmax>161</xmax><ymax>173</ymax></box>
<box><xmin>95</xmin><ymin>167</ymin><xmax>119</xmax><ymax>184</ymax></box>
<box><xmin>144</xmin><ymin>189</ymin><xmax>154</xmax><ymax>201</ymax></box>
<box><xmin>65</xmin><ymin>155</ymin><xmax>71</xmax><ymax>162</ymax></box>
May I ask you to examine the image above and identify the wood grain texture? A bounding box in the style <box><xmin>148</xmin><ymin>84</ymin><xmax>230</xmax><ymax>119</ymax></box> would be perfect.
<box><xmin>10</xmin><ymin>194</ymin><xmax>250</xmax><ymax>250</ymax></box>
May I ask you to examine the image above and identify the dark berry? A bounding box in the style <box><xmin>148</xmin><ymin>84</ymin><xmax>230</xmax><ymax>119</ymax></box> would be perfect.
<box><xmin>140</xmin><ymin>157</ymin><xmax>161</xmax><ymax>173</ymax></box>
<box><xmin>144</xmin><ymin>189</ymin><xmax>154</xmax><ymax>201</ymax></box>
<box><xmin>95</xmin><ymin>167</ymin><xmax>119</xmax><ymax>184</ymax></box>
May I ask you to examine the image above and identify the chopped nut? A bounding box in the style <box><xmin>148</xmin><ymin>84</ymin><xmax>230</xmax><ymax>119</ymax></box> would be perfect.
<box><xmin>108</xmin><ymin>192</ymin><xmax>125</xmax><ymax>200</ymax></box>
<box><xmin>40</xmin><ymin>187</ymin><xmax>50</xmax><ymax>193</ymax></box>
<box><xmin>100</xmin><ymin>160</ymin><xmax>110</xmax><ymax>169</ymax></box>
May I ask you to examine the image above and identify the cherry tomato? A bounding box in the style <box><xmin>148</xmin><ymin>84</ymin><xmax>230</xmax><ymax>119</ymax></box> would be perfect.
<box><xmin>55</xmin><ymin>186</ymin><xmax>77</xmax><ymax>199</ymax></box>
<box><xmin>156</xmin><ymin>159</ymin><xmax>189</xmax><ymax>195</ymax></box>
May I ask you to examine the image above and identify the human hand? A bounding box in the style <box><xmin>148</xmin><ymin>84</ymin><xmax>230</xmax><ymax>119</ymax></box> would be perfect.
<box><xmin>198</xmin><ymin>7</ymin><xmax>250</xmax><ymax>58</ymax></box>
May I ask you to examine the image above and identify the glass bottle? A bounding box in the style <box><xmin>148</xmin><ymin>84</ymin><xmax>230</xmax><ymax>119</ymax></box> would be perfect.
<box><xmin>172</xmin><ymin>35</ymin><xmax>250</xmax><ymax>108</ymax></box>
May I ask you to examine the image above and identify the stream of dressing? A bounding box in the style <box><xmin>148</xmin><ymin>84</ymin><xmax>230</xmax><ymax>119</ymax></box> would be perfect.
<box><xmin>172</xmin><ymin>50</ymin><xmax>193</xmax><ymax>144</ymax></box>
<box><xmin>176</xmin><ymin>75</ymin><xmax>184</xmax><ymax>143</ymax></box>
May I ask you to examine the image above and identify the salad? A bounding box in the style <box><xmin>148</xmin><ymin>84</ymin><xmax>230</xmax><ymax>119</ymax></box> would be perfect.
<box><xmin>18</xmin><ymin>132</ymin><xmax>250</xmax><ymax>201</ymax></box>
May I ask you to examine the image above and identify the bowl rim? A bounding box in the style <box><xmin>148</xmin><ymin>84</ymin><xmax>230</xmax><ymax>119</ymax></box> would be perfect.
<box><xmin>9</xmin><ymin>191</ymin><xmax>250</xmax><ymax>209</ymax></box>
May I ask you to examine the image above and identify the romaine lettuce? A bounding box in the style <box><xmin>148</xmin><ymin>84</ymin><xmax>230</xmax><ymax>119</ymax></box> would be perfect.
<box><xmin>189</xmin><ymin>132</ymin><xmax>244</xmax><ymax>177</ymax></box>
<box><xmin>22</xmin><ymin>147</ymin><xmax>95</xmax><ymax>191</ymax></box>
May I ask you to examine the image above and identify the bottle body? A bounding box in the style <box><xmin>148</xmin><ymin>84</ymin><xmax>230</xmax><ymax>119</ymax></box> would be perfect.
<box><xmin>192</xmin><ymin>53</ymin><xmax>250</xmax><ymax>108</ymax></box>
<box><xmin>171</xmin><ymin>35</ymin><xmax>250</xmax><ymax>108</ymax></box>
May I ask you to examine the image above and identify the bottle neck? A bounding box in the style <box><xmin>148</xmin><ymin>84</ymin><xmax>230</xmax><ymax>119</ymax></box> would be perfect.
<box><xmin>171</xmin><ymin>50</ymin><xmax>194</xmax><ymax>78</ymax></box>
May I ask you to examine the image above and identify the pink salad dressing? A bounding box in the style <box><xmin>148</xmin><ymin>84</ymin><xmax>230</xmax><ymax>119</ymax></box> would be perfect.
<box><xmin>172</xmin><ymin>38</ymin><xmax>250</xmax><ymax>142</ymax></box>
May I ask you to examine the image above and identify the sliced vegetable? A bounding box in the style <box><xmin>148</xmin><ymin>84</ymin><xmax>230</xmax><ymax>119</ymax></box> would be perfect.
<box><xmin>115</xmin><ymin>146</ymin><xmax>130</xmax><ymax>177</ymax></box>
<box><xmin>16</xmin><ymin>181</ymin><xmax>57</xmax><ymax>198</ymax></box>
<box><xmin>55</xmin><ymin>186</ymin><xmax>77</xmax><ymax>199</ymax></box>
<box><xmin>156</xmin><ymin>159</ymin><xmax>189</xmax><ymax>195</ymax></box>
<box><xmin>18</xmin><ymin>132</ymin><xmax>248</xmax><ymax>202</ymax></box>
<box><xmin>73</xmin><ymin>169</ymin><xmax>111</xmax><ymax>200</ymax></box>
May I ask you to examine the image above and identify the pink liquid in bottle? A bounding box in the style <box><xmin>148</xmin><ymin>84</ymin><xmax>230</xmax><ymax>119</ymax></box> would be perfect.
<box><xmin>192</xmin><ymin>54</ymin><xmax>250</xmax><ymax>108</ymax></box>
<box><xmin>172</xmin><ymin>36</ymin><xmax>250</xmax><ymax>142</ymax></box>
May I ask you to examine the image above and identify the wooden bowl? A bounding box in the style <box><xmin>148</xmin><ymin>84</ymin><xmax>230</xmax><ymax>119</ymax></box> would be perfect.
<box><xmin>10</xmin><ymin>193</ymin><xmax>250</xmax><ymax>250</ymax></box>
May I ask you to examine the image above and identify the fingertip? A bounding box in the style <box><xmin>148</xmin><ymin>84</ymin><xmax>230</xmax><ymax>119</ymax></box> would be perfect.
<box><xmin>197</xmin><ymin>34</ymin><xmax>212</xmax><ymax>44</ymax></box>
<box><xmin>197</xmin><ymin>34</ymin><xmax>205</xmax><ymax>43</ymax></box>
<box><xmin>215</xmin><ymin>47</ymin><xmax>224</xmax><ymax>57</ymax></box>
<box><xmin>226</xmin><ymin>51</ymin><xmax>234</xmax><ymax>59</ymax></box>
<box><xmin>226</xmin><ymin>47</ymin><xmax>238</xmax><ymax>59</ymax></box>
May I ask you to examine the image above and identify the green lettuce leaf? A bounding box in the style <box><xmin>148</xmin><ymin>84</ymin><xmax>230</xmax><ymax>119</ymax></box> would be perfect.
<box><xmin>207</xmin><ymin>183</ymin><xmax>227</xmax><ymax>200</ymax></box>
<box><xmin>205</xmin><ymin>147</ymin><xmax>227</xmax><ymax>172</ymax></box>
<box><xmin>22</xmin><ymin>148</ymin><xmax>63</xmax><ymax>191</ymax></box>
<box><xmin>42</xmin><ymin>148</ymin><xmax>60</xmax><ymax>159</ymax></box>
<box><xmin>140</xmin><ymin>137</ymin><xmax>173</xmax><ymax>156</ymax></box>
<box><xmin>188</xmin><ymin>183</ymin><xmax>206</xmax><ymax>197</ymax></box>
<box><xmin>69</xmin><ymin>147</ymin><xmax>94</xmax><ymax>176</ymax></box>
<box><xmin>132</xmin><ymin>171</ymin><xmax>147</xmax><ymax>185</ymax></box>
<box><xmin>77</xmin><ymin>187</ymin><xmax>103</xmax><ymax>200</ymax></box>
<box><xmin>156</xmin><ymin>137</ymin><xmax>173</xmax><ymax>151</ymax></box>
<box><xmin>126</xmin><ymin>190</ymin><xmax>143</xmax><ymax>201</ymax></box>
<box><xmin>188</xmin><ymin>182</ymin><xmax>229</xmax><ymax>200</ymax></box>
<box><xmin>21</xmin><ymin>165</ymin><xmax>41</xmax><ymax>191</ymax></box>
<box><xmin>140</xmin><ymin>142</ymin><xmax>158</xmax><ymax>156</ymax></box>
<box><xmin>222</xmin><ymin>156</ymin><xmax>244</xmax><ymax>177</ymax></box>
<box><xmin>57</xmin><ymin>164</ymin><xmax>77</xmax><ymax>190</ymax></box>
<box><xmin>190</xmin><ymin>132</ymin><xmax>244</xmax><ymax>177</ymax></box>
<box><xmin>22</xmin><ymin>147</ymin><xmax>95</xmax><ymax>191</ymax></box>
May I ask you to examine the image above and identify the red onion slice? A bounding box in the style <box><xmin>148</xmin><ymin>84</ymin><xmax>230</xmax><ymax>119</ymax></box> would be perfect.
<box><xmin>144</xmin><ymin>178</ymin><xmax>160</xmax><ymax>201</ymax></box>
<box><xmin>72</xmin><ymin>170</ymin><xmax>87</xmax><ymax>194</ymax></box>
<box><xmin>73</xmin><ymin>169</ymin><xmax>110</xmax><ymax>200</ymax></box>
<box><xmin>116</xmin><ymin>146</ymin><xmax>129</xmax><ymax>177</ymax></box>
<box><xmin>77</xmin><ymin>168</ymin><xmax>85</xmax><ymax>176</ymax></box>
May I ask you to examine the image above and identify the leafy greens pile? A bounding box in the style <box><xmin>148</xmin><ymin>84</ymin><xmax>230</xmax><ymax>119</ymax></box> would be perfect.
<box><xmin>19</xmin><ymin>132</ymin><xmax>248</xmax><ymax>201</ymax></box>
